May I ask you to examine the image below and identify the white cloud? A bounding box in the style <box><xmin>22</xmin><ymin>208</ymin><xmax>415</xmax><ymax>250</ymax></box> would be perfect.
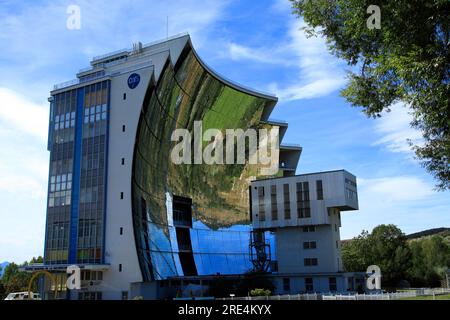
<box><xmin>0</xmin><ymin>87</ymin><xmax>48</xmax><ymax>141</ymax></box>
<box><xmin>226</xmin><ymin>19</ymin><xmax>346</xmax><ymax>101</ymax></box>
<box><xmin>358</xmin><ymin>175</ymin><xmax>434</xmax><ymax>203</ymax></box>
<box><xmin>341</xmin><ymin>174</ymin><xmax>449</xmax><ymax>239</ymax></box>
<box><xmin>372</xmin><ymin>102</ymin><xmax>423</xmax><ymax>154</ymax></box>
<box><xmin>0</xmin><ymin>88</ymin><xmax>49</xmax><ymax>262</ymax></box>
<box><xmin>0</xmin><ymin>0</ymin><xmax>229</xmax><ymax>263</ymax></box>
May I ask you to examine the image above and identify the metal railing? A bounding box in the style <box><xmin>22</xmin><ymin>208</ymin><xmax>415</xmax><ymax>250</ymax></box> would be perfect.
<box><xmin>218</xmin><ymin>288</ymin><xmax>450</xmax><ymax>301</ymax></box>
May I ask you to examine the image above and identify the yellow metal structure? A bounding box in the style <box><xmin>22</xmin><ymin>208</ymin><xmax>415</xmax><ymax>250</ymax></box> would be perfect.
<box><xmin>27</xmin><ymin>270</ymin><xmax>58</xmax><ymax>300</ymax></box>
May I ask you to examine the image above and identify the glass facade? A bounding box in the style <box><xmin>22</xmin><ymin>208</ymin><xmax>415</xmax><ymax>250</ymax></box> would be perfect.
<box><xmin>44</xmin><ymin>80</ymin><xmax>109</xmax><ymax>265</ymax></box>
<box><xmin>132</xmin><ymin>46</ymin><xmax>278</xmax><ymax>281</ymax></box>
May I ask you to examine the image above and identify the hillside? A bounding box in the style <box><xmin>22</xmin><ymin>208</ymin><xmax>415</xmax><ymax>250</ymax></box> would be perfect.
<box><xmin>342</xmin><ymin>227</ymin><xmax>450</xmax><ymax>244</ymax></box>
<box><xmin>405</xmin><ymin>228</ymin><xmax>450</xmax><ymax>240</ymax></box>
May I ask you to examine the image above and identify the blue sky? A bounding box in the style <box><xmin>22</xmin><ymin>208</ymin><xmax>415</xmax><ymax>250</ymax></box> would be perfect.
<box><xmin>0</xmin><ymin>0</ymin><xmax>448</xmax><ymax>263</ymax></box>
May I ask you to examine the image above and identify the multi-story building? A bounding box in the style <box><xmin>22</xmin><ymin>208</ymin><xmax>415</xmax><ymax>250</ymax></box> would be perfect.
<box><xmin>250</xmin><ymin>170</ymin><xmax>363</xmax><ymax>293</ymax></box>
<box><xmin>26</xmin><ymin>33</ymin><xmax>364</xmax><ymax>299</ymax></box>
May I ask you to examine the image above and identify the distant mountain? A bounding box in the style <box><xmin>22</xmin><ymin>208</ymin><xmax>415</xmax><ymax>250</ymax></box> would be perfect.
<box><xmin>405</xmin><ymin>227</ymin><xmax>450</xmax><ymax>240</ymax></box>
<box><xmin>0</xmin><ymin>262</ymin><xmax>9</xmax><ymax>278</ymax></box>
<box><xmin>342</xmin><ymin>227</ymin><xmax>450</xmax><ymax>243</ymax></box>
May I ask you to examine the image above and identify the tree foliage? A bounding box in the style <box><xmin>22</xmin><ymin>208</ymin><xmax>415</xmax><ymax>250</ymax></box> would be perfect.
<box><xmin>0</xmin><ymin>256</ymin><xmax>43</xmax><ymax>299</ymax></box>
<box><xmin>342</xmin><ymin>224</ymin><xmax>411</xmax><ymax>286</ymax></box>
<box><xmin>291</xmin><ymin>0</ymin><xmax>450</xmax><ymax>189</ymax></box>
<box><xmin>342</xmin><ymin>224</ymin><xmax>450</xmax><ymax>288</ymax></box>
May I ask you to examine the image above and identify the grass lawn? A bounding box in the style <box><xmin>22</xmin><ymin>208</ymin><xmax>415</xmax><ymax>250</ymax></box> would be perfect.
<box><xmin>400</xmin><ymin>294</ymin><xmax>450</xmax><ymax>300</ymax></box>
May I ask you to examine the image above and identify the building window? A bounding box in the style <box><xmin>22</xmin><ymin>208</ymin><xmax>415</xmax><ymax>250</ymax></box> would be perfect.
<box><xmin>78</xmin><ymin>292</ymin><xmax>102</xmax><ymax>300</ymax></box>
<box><xmin>302</xmin><ymin>226</ymin><xmax>316</xmax><ymax>233</ymax></box>
<box><xmin>336</xmin><ymin>240</ymin><xmax>339</xmax><ymax>249</ymax></box>
<box><xmin>271</xmin><ymin>185</ymin><xmax>277</xmax><ymax>220</ymax></box>
<box><xmin>303</xmin><ymin>241</ymin><xmax>317</xmax><ymax>249</ymax></box>
<box><xmin>329</xmin><ymin>277</ymin><xmax>337</xmax><ymax>292</ymax></box>
<box><xmin>335</xmin><ymin>224</ymin><xmax>338</xmax><ymax>232</ymax></box>
<box><xmin>122</xmin><ymin>125</ymin><xmax>126</xmax><ymax>132</ymax></box>
<box><xmin>123</xmin><ymin>93</ymin><xmax>126</xmax><ymax>100</ymax></box>
<box><xmin>283</xmin><ymin>184</ymin><xmax>290</xmax><ymax>219</ymax></box>
<box><xmin>120</xmin><ymin>192</ymin><xmax>124</xmax><ymax>199</ymax></box>
<box><xmin>121</xmin><ymin>158</ymin><xmax>125</xmax><ymax>165</ymax></box>
<box><xmin>316</xmin><ymin>180</ymin><xmax>323</xmax><ymax>200</ymax></box>
<box><xmin>304</xmin><ymin>258</ymin><xmax>318</xmax><ymax>266</ymax></box>
<box><xmin>305</xmin><ymin>278</ymin><xmax>313</xmax><ymax>292</ymax></box>
<box><xmin>119</xmin><ymin>264</ymin><xmax>122</xmax><ymax>272</ymax></box>
<box><xmin>120</xmin><ymin>227</ymin><xmax>123</xmax><ymax>235</ymax></box>
<box><xmin>283</xmin><ymin>278</ymin><xmax>290</xmax><ymax>292</ymax></box>
<box><xmin>258</xmin><ymin>187</ymin><xmax>265</xmax><ymax>221</ymax></box>
<box><xmin>122</xmin><ymin>291</ymin><xmax>128</xmax><ymax>300</ymax></box>
<box><xmin>296</xmin><ymin>182</ymin><xmax>311</xmax><ymax>218</ymax></box>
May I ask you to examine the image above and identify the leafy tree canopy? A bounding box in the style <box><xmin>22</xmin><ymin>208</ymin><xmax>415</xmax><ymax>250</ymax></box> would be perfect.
<box><xmin>291</xmin><ymin>0</ymin><xmax>450</xmax><ymax>189</ymax></box>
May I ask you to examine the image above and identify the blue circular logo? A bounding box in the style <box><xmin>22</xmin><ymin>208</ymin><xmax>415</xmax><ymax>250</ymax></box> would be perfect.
<box><xmin>127</xmin><ymin>73</ymin><xmax>140</xmax><ymax>89</ymax></box>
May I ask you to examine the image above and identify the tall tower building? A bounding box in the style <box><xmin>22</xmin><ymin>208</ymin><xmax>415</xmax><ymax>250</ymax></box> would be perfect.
<box><xmin>28</xmin><ymin>33</ymin><xmax>362</xmax><ymax>300</ymax></box>
<box><xmin>36</xmin><ymin>33</ymin><xmax>301</xmax><ymax>300</ymax></box>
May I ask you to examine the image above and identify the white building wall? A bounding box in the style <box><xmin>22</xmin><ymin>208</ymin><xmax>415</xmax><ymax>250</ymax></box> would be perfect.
<box><xmin>101</xmin><ymin>36</ymin><xmax>191</xmax><ymax>300</ymax></box>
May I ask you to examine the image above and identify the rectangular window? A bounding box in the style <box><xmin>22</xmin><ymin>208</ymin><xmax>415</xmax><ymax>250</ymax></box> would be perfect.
<box><xmin>258</xmin><ymin>187</ymin><xmax>265</xmax><ymax>222</ymax></box>
<box><xmin>121</xmin><ymin>158</ymin><xmax>125</xmax><ymax>165</ymax></box>
<box><xmin>119</xmin><ymin>264</ymin><xmax>122</xmax><ymax>272</ymax></box>
<box><xmin>122</xmin><ymin>291</ymin><xmax>128</xmax><ymax>300</ymax></box>
<box><xmin>271</xmin><ymin>185</ymin><xmax>277</xmax><ymax>220</ymax></box>
<box><xmin>303</xmin><ymin>241</ymin><xmax>317</xmax><ymax>249</ymax></box>
<box><xmin>302</xmin><ymin>226</ymin><xmax>316</xmax><ymax>233</ymax></box>
<box><xmin>283</xmin><ymin>278</ymin><xmax>290</xmax><ymax>292</ymax></box>
<box><xmin>316</xmin><ymin>180</ymin><xmax>323</xmax><ymax>200</ymax></box>
<box><xmin>283</xmin><ymin>184</ymin><xmax>290</xmax><ymax>219</ymax></box>
<box><xmin>305</xmin><ymin>278</ymin><xmax>314</xmax><ymax>292</ymax></box>
<box><xmin>120</xmin><ymin>192</ymin><xmax>124</xmax><ymax>199</ymax></box>
<box><xmin>122</xmin><ymin>125</ymin><xmax>126</xmax><ymax>132</ymax></box>
<box><xmin>296</xmin><ymin>182</ymin><xmax>311</xmax><ymax>218</ymax></box>
<box><xmin>304</xmin><ymin>258</ymin><xmax>318</xmax><ymax>266</ymax></box>
<box><xmin>123</xmin><ymin>93</ymin><xmax>126</xmax><ymax>100</ymax></box>
<box><xmin>120</xmin><ymin>227</ymin><xmax>123</xmax><ymax>235</ymax></box>
<box><xmin>329</xmin><ymin>277</ymin><xmax>337</xmax><ymax>292</ymax></box>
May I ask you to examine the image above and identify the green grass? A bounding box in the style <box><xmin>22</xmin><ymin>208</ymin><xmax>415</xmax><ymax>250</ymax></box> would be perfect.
<box><xmin>400</xmin><ymin>294</ymin><xmax>450</xmax><ymax>300</ymax></box>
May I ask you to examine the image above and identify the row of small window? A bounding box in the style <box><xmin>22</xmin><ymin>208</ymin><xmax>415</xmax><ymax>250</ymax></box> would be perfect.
<box><xmin>54</xmin><ymin>112</ymin><xmax>76</xmax><ymax>130</ymax></box>
<box><xmin>50</xmin><ymin>174</ymin><xmax>72</xmax><ymax>192</ymax></box>
<box><xmin>80</xmin><ymin>270</ymin><xmax>103</xmax><ymax>281</ymax></box>
<box><xmin>84</xmin><ymin>104</ymin><xmax>107</xmax><ymax>123</ymax></box>
<box><xmin>78</xmin><ymin>219</ymin><xmax>101</xmax><ymax>238</ymax></box>
<box><xmin>345</xmin><ymin>178</ymin><xmax>357</xmax><ymax>188</ymax></box>
<box><xmin>50</xmin><ymin>159</ymin><xmax>73</xmax><ymax>176</ymax></box>
<box><xmin>283</xmin><ymin>277</ymin><xmax>337</xmax><ymax>292</ymax></box>
<box><xmin>304</xmin><ymin>258</ymin><xmax>318</xmax><ymax>266</ymax></box>
<box><xmin>258</xmin><ymin>182</ymin><xmax>314</xmax><ymax>221</ymax></box>
<box><xmin>78</xmin><ymin>292</ymin><xmax>102</xmax><ymax>301</ymax></box>
<box><xmin>80</xmin><ymin>186</ymin><xmax>102</xmax><ymax>203</ymax></box>
<box><xmin>345</xmin><ymin>188</ymin><xmax>358</xmax><ymax>201</ymax></box>
<box><xmin>48</xmin><ymin>190</ymin><xmax>71</xmax><ymax>207</ymax></box>
<box><xmin>303</xmin><ymin>241</ymin><xmax>317</xmax><ymax>249</ymax></box>
<box><xmin>77</xmin><ymin>247</ymin><xmax>102</xmax><ymax>262</ymax></box>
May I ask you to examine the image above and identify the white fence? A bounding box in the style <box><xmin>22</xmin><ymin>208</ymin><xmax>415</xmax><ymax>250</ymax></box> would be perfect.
<box><xmin>219</xmin><ymin>288</ymin><xmax>450</xmax><ymax>301</ymax></box>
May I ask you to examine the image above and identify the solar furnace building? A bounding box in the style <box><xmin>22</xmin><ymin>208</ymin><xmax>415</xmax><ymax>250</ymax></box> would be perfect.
<box><xmin>34</xmin><ymin>33</ymin><xmax>305</xmax><ymax>300</ymax></box>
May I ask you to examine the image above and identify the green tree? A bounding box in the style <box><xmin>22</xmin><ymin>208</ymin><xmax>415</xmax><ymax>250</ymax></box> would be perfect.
<box><xmin>342</xmin><ymin>224</ymin><xmax>411</xmax><ymax>287</ymax></box>
<box><xmin>290</xmin><ymin>0</ymin><xmax>450</xmax><ymax>190</ymax></box>
<box><xmin>408</xmin><ymin>236</ymin><xmax>450</xmax><ymax>287</ymax></box>
<box><xmin>1</xmin><ymin>257</ymin><xmax>43</xmax><ymax>295</ymax></box>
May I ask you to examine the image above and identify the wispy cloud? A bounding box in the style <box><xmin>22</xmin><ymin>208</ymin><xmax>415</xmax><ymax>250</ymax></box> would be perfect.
<box><xmin>358</xmin><ymin>175</ymin><xmax>434</xmax><ymax>203</ymax></box>
<box><xmin>0</xmin><ymin>87</ymin><xmax>48</xmax><ymax>141</ymax></box>
<box><xmin>341</xmin><ymin>174</ymin><xmax>447</xmax><ymax>238</ymax></box>
<box><xmin>226</xmin><ymin>19</ymin><xmax>346</xmax><ymax>101</ymax></box>
<box><xmin>372</xmin><ymin>102</ymin><xmax>423</xmax><ymax>154</ymax></box>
